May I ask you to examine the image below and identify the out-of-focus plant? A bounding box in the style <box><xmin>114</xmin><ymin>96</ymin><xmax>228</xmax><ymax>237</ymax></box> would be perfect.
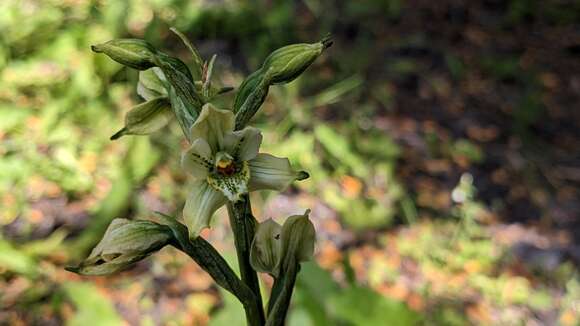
<box><xmin>67</xmin><ymin>30</ymin><xmax>332</xmax><ymax>325</ymax></box>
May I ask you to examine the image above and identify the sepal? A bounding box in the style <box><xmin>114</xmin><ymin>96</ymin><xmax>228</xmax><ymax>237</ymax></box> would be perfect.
<box><xmin>110</xmin><ymin>97</ymin><xmax>172</xmax><ymax>140</ymax></box>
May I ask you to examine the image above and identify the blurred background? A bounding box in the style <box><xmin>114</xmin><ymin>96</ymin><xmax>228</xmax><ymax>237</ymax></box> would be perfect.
<box><xmin>1</xmin><ymin>0</ymin><xmax>579</xmax><ymax>325</ymax></box>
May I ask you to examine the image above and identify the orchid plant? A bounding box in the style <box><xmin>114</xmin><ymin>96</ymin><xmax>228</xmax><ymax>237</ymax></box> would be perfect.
<box><xmin>67</xmin><ymin>29</ymin><xmax>331</xmax><ymax>326</ymax></box>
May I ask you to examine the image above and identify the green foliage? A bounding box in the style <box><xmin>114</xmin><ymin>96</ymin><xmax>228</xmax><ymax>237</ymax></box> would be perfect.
<box><xmin>330</xmin><ymin>286</ymin><xmax>421</xmax><ymax>326</ymax></box>
<box><xmin>289</xmin><ymin>262</ymin><xmax>421</xmax><ymax>326</ymax></box>
<box><xmin>63</xmin><ymin>282</ymin><xmax>124</xmax><ymax>326</ymax></box>
<box><xmin>1</xmin><ymin>1</ymin><xmax>576</xmax><ymax>325</ymax></box>
<box><xmin>0</xmin><ymin>237</ymin><xmax>38</xmax><ymax>277</ymax></box>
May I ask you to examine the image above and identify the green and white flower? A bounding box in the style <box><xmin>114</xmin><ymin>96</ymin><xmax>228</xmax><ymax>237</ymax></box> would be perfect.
<box><xmin>182</xmin><ymin>104</ymin><xmax>308</xmax><ymax>238</ymax></box>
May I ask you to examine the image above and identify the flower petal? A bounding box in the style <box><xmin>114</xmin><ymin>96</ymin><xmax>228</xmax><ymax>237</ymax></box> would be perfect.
<box><xmin>224</xmin><ymin>127</ymin><xmax>263</xmax><ymax>161</ymax></box>
<box><xmin>183</xmin><ymin>181</ymin><xmax>227</xmax><ymax>239</ymax></box>
<box><xmin>248</xmin><ymin>153</ymin><xmax>308</xmax><ymax>191</ymax></box>
<box><xmin>181</xmin><ymin>138</ymin><xmax>213</xmax><ymax>180</ymax></box>
<box><xmin>189</xmin><ymin>104</ymin><xmax>234</xmax><ymax>152</ymax></box>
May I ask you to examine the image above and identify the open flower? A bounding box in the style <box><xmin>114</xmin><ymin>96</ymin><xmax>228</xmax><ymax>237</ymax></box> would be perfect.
<box><xmin>182</xmin><ymin>104</ymin><xmax>308</xmax><ymax>238</ymax></box>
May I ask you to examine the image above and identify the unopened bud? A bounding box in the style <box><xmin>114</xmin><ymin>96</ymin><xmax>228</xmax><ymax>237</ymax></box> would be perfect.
<box><xmin>66</xmin><ymin>219</ymin><xmax>172</xmax><ymax>276</ymax></box>
<box><xmin>250</xmin><ymin>210</ymin><xmax>316</xmax><ymax>277</ymax></box>
<box><xmin>91</xmin><ymin>39</ymin><xmax>159</xmax><ymax>70</ymax></box>
<box><xmin>250</xmin><ymin>219</ymin><xmax>283</xmax><ymax>276</ymax></box>
<box><xmin>262</xmin><ymin>38</ymin><xmax>331</xmax><ymax>84</ymax></box>
<box><xmin>280</xmin><ymin>209</ymin><xmax>315</xmax><ymax>263</ymax></box>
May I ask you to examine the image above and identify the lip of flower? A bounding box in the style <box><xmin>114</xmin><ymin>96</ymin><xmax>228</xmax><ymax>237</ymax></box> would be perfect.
<box><xmin>181</xmin><ymin>104</ymin><xmax>309</xmax><ymax>239</ymax></box>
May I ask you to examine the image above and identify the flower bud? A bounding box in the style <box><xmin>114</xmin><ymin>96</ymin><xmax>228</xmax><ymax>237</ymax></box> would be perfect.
<box><xmin>250</xmin><ymin>210</ymin><xmax>316</xmax><ymax>277</ymax></box>
<box><xmin>110</xmin><ymin>97</ymin><xmax>173</xmax><ymax>140</ymax></box>
<box><xmin>250</xmin><ymin>219</ymin><xmax>283</xmax><ymax>276</ymax></box>
<box><xmin>91</xmin><ymin>39</ymin><xmax>159</xmax><ymax>70</ymax></box>
<box><xmin>262</xmin><ymin>38</ymin><xmax>331</xmax><ymax>84</ymax></box>
<box><xmin>66</xmin><ymin>219</ymin><xmax>172</xmax><ymax>276</ymax></box>
<box><xmin>280</xmin><ymin>209</ymin><xmax>315</xmax><ymax>264</ymax></box>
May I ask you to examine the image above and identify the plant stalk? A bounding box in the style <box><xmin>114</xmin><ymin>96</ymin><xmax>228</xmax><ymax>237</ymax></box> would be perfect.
<box><xmin>227</xmin><ymin>195</ymin><xmax>265</xmax><ymax>325</ymax></box>
<box><xmin>265</xmin><ymin>259</ymin><xmax>298</xmax><ymax>326</ymax></box>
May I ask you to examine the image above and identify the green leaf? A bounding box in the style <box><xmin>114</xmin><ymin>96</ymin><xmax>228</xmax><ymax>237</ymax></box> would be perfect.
<box><xmin>170</xmin><ymin>27</ymin><xmax>204</xmax><ymax>79</ymax></box>
<box><xmin>202</xmin><ymin>54</ymin><xmax>217</xmax><ymax>98</ymax></box>
<box><xmin>233</xmin><ymin>69</ymin><xmax>266</xmax><ymax>112</ymax></box>
<box><xmin>0</xmin><ymin>237</ymin><xmax>38</xmax><ymax>276</ymax></box>
<box><xmin>314</xmin><ymin>124</ymin><xmax>368</xmax><ymax>177</ymax></box>
<box><xmin>329</xmin><ymin>286</ymin><xmax>421</xmax><ymax>326</ymax></box>
<box><xmin>63</xmin><ymin>282</ymin><xmax>124</xmax><ymax>326</ymax></box>
<box><xmin>156</xmin><ymin>53</ymin><xmax>203</xmax><ymax>135</ymax></box>
<box><xmin>234</xmin><ymin>72</ymin><xmax>271</xmax><ymax>130</ymax></box>
<box><xmin>291</xmin><ymin>262</ymin><xmax>340</xmax><ymax>326</ymax></box>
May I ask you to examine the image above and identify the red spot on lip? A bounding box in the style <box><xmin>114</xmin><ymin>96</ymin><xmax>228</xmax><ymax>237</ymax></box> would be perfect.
<box><xmin>217</xmin><ymin>163</ymin><xmax>236</xmax><ymax>176</ymax></box>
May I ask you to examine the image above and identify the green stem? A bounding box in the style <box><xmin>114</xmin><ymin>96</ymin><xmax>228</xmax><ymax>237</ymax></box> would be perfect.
<box><xmin>266</xmin><ymin>276</ymin><xmax>284</xmax><ymax>314</ymax></box>
<box><xmin>227</xmin><ymin>195</ymin><xmax>265</xmax><ymax>325</ymax></box>
<box><xmin>154</xmin><ymin>212</ymin><xmax>263</xmax><ymax>325</ymax></box>
<box><xmin>265</xmin><ymin>259</ymin><xmax>298</xmax><ymax>326</ymax></box>
<box><xmin>183</xmin><ymin>238</ymin><xmax>264</xmax><ymax>326</ymax></box>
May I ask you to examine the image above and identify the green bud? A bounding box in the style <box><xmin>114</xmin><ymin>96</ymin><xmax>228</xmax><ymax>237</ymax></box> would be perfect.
<box><xmin>233</xmin><ymin>37</ymin><xmax>331</xmax><ymax>129</ymax></box>
<box><xmin>91</xmin><ymin>39</ymin><xmax>159</xmax><ymax>70</ymax></box>
<box><xmin>250</xmin><ymin>219</ymin><xmax>283</xmax><ymax>277</ymax></box>
<box><xmin>66</xmin><ymin>219</ymin><xmax>172</xmax><ymax>276</ymax></box>
<box><xmin>110</xmin><ymin>97</ymin><xmax>172</xmax><ymax>140</ymax></box>
<box><xmin>250</xmin><ymin>210</ymin><xmax>315</xmax><ymax>277</ymax></box>
<box><xmin>137</xmin><ymin>67</ymin><xmax>168</xmax><ymax>101</ymax></box>
<box><xmin>280</xmin><ymin>209</ymin><xmax>315</xmax><ymax>264</ymax></box>
<box><xmin>262</xmin><ymin>38</ymin><xmax>332</xmax><ymax>85</ymax></box>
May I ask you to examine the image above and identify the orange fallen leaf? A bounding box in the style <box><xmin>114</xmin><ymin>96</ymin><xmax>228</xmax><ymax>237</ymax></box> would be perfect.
<box><xmin>341</xmin><ymin>176</ymin><xmax>363</xmax><ymax>198</ymax></box>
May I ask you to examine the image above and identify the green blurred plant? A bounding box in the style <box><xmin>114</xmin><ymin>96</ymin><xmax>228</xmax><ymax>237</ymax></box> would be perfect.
<box><xmin>289</xmin><ymin>262</ymin><xmax>421</xmax><ymax>325</ymax></box>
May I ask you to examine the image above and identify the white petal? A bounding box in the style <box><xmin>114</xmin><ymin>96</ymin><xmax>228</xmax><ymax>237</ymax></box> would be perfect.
<box><xmin>224</xmin><ymin>127</ymin><xmax>263</xmax><ymax>161</ymax></box>
<box><xmin>181</xmin><ymin>138</ymin><xmax>213</xmax><ymax>180</ymax></box>
<box><xmin>189</xmin><ymin>104</ymin><xmax>234</xmax><ymax>152</ymax></box>
<box><xmin>248</xmin><ymin>153</ymin><xmax>308</xmax><ymax>191</ymax></box>
<box><xmin>183</xmin><ymin>181</ymin><xmax>227</xmax><ymax>239</ymax></box>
